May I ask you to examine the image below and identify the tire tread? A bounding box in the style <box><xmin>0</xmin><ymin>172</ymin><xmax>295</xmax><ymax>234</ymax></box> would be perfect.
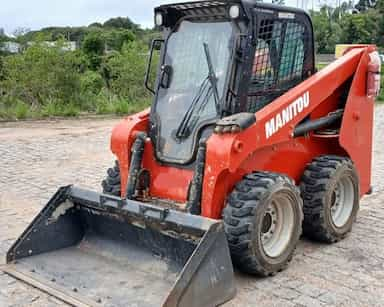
<box><xmin>300</xmin><ymin>155</ymin><xmax>357</xmax><ymax>243</ymax></box>
<box><xmin>223</xmin><ymin>172</ymin><xmax>302</xmax><ymax>276</ymax></box>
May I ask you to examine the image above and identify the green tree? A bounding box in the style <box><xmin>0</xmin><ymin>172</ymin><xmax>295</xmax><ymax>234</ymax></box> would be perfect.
<box><xmin>355</xmin><ymin>0</ymin><xmax>377</xmax><ymax>11</ymax></box>
<box><xmin>102</xmin><ymin>41</ymin><xmax>150</xmax><ymax>101</ymax></box>
<box><xmin>82</xmin><ymin>31</ymin><xmax>105</xmax><ymax>55</ymax></box>
<box><xmin>89</xmin><ymin>22</ymin><xmax>103</xmax><ymax>28</ymax></box>
<box><xmin>104</xmin><ymin>29</ymin><xmax>135</xmax><ymax>51</ymax></box>
<box><xmin>0</xmin><ymin>16</ymin><xmax>158</xmax><ymax>119</ymax></box>
<box><xmin>0</xmin><ymin>56</ymin><xmax>5</xmax><ymax>81</ymax></box>
<box><xmin>375</xmin><ymin>0</ymin><xmax>384</xmax><ymax>46</ymax></box>
<box><xmin>0</xmin><ymin>41</ymin><xmax>83</xmax><ymax>108</ymax></box>
<box><xmin>103</xmin><ymin>17</ymin><xmax>140</xmax><ymax>31</ymax></box>
<box><xmin>340</xmin><ymin>11</ymin><xmax>378</xmax><ymax>44</ymax></box>
<box><xmin>0</xmin><ymin>40</ymin><xmax>4</xmax><ymax>57</ymax></box>
<box><xmin>311</xmin><ymin>7</ymin><xmax>342</xmax><ymax>53</ymax></box>
<box><xmin>82</xmin><ymin>31</ymin><xmax>105</xmax><ymax>70</ymax></box>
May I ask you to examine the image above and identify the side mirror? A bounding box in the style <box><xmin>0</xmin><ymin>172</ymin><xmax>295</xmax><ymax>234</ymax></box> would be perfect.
<box><xmin>160</xmin><ymin>65</ymin><xmax>172</xmax><ymax>89</ymax></box>
<box><xmin>145</xmin><ymin>39</ymin><xmax>164</xmax><ymax>95</ymax></box>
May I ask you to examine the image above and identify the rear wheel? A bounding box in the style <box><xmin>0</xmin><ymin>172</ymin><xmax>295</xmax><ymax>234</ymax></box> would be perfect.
<box><xmin>101</xmin><ymin>160</ymin><xmax>121</xmax><ymax>196</ymax></box>
<box><xmin>300</xmin><ymin>155</ymin><xmax>359</xmax><ymax>243</ymax></box>
<box><xmin>223</xmin><ymin>172</ymin><xmax>303</xmax><ymax>276</ymax></box>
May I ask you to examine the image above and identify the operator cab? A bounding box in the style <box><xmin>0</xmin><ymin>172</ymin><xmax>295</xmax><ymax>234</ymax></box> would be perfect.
<box><xmin>146</xmin><ymin>0</ymin><xmax>314</xmax><ymax>165</ymax></box>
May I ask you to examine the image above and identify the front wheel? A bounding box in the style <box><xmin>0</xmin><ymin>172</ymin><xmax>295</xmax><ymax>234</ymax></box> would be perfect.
<box><xmin>223</xmin><ymin>172</ymin><xmax>303</xmax><ymax>276</ymax></box>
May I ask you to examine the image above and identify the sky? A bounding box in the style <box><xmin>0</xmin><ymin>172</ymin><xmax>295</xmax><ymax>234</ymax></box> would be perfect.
<box><xmin>0</xmin><ymin>0</ymin><xmax>304</xmax><ymax>35</ymax></box>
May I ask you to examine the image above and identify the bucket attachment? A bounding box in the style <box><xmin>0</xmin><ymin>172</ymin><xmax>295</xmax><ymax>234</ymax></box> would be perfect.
<box><xmin>2</xmin><ymin>186</ymin><xmax>236</xmax><ymax>307</ymax></box>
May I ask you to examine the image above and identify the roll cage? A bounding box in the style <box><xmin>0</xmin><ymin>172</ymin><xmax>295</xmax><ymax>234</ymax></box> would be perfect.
<box><xmin>146</xmin><ymin>0</ymin><xmax>315</xmax><ymax>165</ymax></box>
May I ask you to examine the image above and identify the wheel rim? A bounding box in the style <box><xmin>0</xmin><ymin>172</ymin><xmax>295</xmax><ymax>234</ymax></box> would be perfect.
<box><xmin>330</xmin><ymin>176</ymin><xmax>354</xmax><ymax>228</ymax></box>
<box><xmin>261</xmin><ymin>193</ymin><xmax>295</xmax><ymax>258</ymax></box>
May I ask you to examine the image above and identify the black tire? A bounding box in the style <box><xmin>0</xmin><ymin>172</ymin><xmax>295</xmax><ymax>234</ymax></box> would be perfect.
<box><xmin>223</xmin><ymin>172</ymin><xmax>303</xmax><ymax>276</ymax></box>
<box><xmin>300</xmin><ymin>155</ymin><xmax>359</xmax><ymax>243</ymax></box>
<box><xmin>101</xmin><ymin>160</ymin><xmax>121</xmax><ymax>196</ymax></box>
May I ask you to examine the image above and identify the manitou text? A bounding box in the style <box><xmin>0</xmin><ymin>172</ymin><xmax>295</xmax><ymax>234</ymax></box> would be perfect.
<box><xmin>265</xmin><ymin>91</ymin><xmax>310</xmax><ymax>139</ymax></box>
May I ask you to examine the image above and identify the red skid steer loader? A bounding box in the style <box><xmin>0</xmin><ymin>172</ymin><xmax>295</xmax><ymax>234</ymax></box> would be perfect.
<box><xmin>2</xmin><ymin>1</ymin><xmax>381</xmax><ymax>306</ymax></box>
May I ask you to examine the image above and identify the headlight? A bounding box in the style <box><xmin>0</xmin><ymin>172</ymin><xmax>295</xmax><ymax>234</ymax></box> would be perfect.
<box><xmin>155</xmin><ymin>13</ymin><xmax>163</xmax><ymax>26</ymax></box>
<box><xmin>229</xmin><ymin>5</ymin><xmax>240</xmax><ymax>19</ymax></box>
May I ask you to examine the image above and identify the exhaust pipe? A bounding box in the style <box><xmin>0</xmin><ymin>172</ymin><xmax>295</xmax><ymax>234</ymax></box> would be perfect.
<box><xmin>293</xmin><ymin>109</ymin><xmax>343</xmax><ymax>137</ymax></box>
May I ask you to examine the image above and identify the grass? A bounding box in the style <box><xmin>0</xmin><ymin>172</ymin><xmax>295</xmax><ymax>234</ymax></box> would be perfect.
<box><xmin>376</xmin><ymin>69</ymin><xmax>383</xmax><ymax>103</ymax></box>
<box><xmin>40</xmin><ymin>101</ymin><xmax>80</xmax><ymax>118</ymax></box>
<box><xmin>95</xmin><ymin>95</ymin><xmax>149</xmax><ymax>116</ymax></box>
<box><xmin>0</xmin><ymin>96</ymin><xmax>149</xmax><ymax>121</ymax></box>
<box><xmin>0</xmin><ymin>66</ymin><xmax>382</xmax><ymax>120</ymax></box>
<box><xmin>316</xmin><ymin>63</ymin><xmax>328</xmax><ymax>71</ymax></box>
<box><xmin>0</xmin><ymin>100</ymin><xmax>32</xmax><ymax>120</ymax></box>
<box><xmin>14</xmin><ymin>101</ymin><xmax>29</xmax><ymax>119</ymax></box>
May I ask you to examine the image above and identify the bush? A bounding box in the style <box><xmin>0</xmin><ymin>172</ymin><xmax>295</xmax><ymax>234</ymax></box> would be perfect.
<box><xmin>103</xmin><ymin>41</ymin><xmax>151</xmax><ymax>101</ymax></box>
<box><xmin>14</xmin><ymin>101</ymin><xmax>29</xmax><ymax>119</ymax></box>
<box><xmin>0</xmin><ymin>30</ymin><xmax>154</xmax><ymax>120</ymax></box>
<box><xmin>80</xmin><ymin>70</ymin><xmax>104</xmax><ymax>95</ymax></box>
<box><xmin>41</xmin><ymin>100</ymin><xmax>80</xmax><ymax>117</ymax></box>
<box><xmin>95</xmin><ymin>90</ymin><xmax>116</xmax><ymax>114</ymax></box>
<box><xmin>378</xmin><ymin>70</ymin><xmax>384</xmax><ymax>103</ymax></box>
<box><xmin>0</xmin><ymin>41</ymin><xmax>82</xmax><ymax>108</ymax></box>
<box><xmin>104</xmin><ymin>29</ymin><xmax>135</xmax><ymax>51</ymax></box>
<box><xmin>340</xmin><ymin>12</ymin><xmax>378</xmax><ymax>45</ymax></box>
<box><xmin>0</xmin><ymin>98</ymin><xmax>30</xmax><ymax>120</ymax></box>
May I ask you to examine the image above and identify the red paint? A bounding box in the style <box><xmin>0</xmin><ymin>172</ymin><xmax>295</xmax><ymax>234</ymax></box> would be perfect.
<box><xmin>339</xmin><ymin>47</ymin><xmax>376</xmax><ymax>195</ymax></box>
<box><xmin>110</xmin><ymin>109</ymin><xmax>150</xmax><ymax>198</ymax></box>
<box><xmin>110</xmin><ymin>45</ymin><xmax>376</xmax><ymax>219</ymax></box>
<box><xmin>142</xmin><ymin>141</ymin><xmax>193</xmax><ymax>202</ymax></box>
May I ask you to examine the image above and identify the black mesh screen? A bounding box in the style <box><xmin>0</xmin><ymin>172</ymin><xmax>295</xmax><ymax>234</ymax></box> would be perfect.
<box><xmin>247</xmin><ymin>18</ymin><xmax>307</xmax><ymax>113</ymax></box>
<box><xmin>156</xmin><ymin>1</ymin><xmax>229</xmax><ymax>27</ymax></box>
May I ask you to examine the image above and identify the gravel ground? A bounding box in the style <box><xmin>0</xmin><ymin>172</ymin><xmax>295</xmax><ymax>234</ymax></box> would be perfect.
<box><xmin>0</xmin><ymin>106</ymin><xmax>383</xmax><ymax>307</ymax></box>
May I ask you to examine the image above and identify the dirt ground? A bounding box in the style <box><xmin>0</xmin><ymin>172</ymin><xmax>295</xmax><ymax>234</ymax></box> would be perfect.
<box><xmin>0</xmin><ymin>107</ymin><xmax>384</xmax><ymax>306</ymax></box>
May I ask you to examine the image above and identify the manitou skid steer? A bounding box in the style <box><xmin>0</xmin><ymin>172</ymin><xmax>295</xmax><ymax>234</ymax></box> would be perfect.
<box><xmin>3</xmin><ymin>1</ymin><xmax>381</xmax><ymax>306</ymax></box>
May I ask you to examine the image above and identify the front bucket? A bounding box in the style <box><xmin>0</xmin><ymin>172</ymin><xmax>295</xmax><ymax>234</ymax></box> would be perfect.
<box><xmin>2</xmin><ymin>186</ymin><xmax>236</xmax><ymax>307</ymax></box>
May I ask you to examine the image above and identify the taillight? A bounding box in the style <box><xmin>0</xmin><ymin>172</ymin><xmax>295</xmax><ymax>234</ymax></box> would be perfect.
<box><xmin>367</xmin><ymin>51</ymin><xmax>381</xmax><ymax>98</ymax></box>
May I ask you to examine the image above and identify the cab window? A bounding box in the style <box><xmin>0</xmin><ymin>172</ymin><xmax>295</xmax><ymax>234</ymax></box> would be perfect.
<box><xmin>246</xmin><ymin>19</ymin><xmax>306</xmax><ymax>113</ymax></box>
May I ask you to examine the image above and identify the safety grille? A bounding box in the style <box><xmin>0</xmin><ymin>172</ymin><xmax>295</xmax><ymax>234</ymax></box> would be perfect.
<box><xmin>166</xmin><ymin>1</ymin><xmax>226</xmax><ymax>10</ymax></box>
<box><xmin>157</xmin><ymin>1</ymin><xmax>229</xmax><ymax>24</ymax></box>
<box><xmin>247</xmin><ymin>18</ymin><xmax>308</xmax><ymax>113</ymax></box>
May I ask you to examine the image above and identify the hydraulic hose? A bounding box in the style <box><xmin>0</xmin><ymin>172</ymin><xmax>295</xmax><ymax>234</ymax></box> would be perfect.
<box><xmin>126</xmin><ymin>132</ymin><xmax>147</xmax><ymax>199</ymax></box>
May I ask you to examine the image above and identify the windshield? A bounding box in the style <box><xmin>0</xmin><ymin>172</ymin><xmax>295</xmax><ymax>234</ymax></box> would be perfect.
<box><xmin>154</xmin><ymin>20</ymin><xmax>233</xmax><ymax>162</ymax></box>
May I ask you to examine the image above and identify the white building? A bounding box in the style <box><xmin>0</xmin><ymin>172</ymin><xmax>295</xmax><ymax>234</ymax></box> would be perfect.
<box><xmin>0</xmin><ymin>42</ymin><xmax>21</xmax><ymax>54</ymax></box>
<box><xmin>43</xmin><ymin>41</ymin><xmax>77</xmax><ymax>51</ymax></box>
<box><xmin>27</xmin><ymin>41</ymin><xmax>78</xmax><ymax>52</ymax></box>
